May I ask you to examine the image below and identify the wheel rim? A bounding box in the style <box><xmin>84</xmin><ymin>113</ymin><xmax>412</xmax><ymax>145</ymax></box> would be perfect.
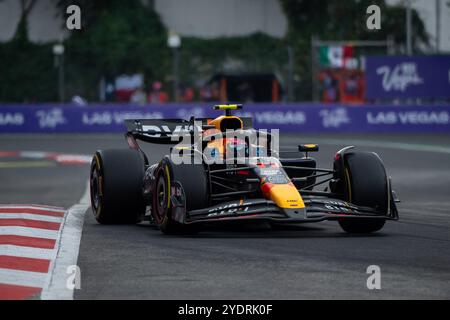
<box><xmin>154</xmin><ymin>171</ymin><xmax>168</xmax><ymax>224</ymax></box>
<box><xmin>91</xmin><ymin>167</ymin><xmax>101</xmax><ymax>211</ymax></box>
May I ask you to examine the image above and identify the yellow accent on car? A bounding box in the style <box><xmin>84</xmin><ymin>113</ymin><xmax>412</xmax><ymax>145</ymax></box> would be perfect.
<box><xmin>206</xmin><ymin>138</ymin><xmax>225</xmax><ymax>154</ymax></box>
<box><xmin>214</xmin><ymin>104</ymin><xmax>241</xmax><ymax>110</ymax></box>
<box><xmin>94</xmin><ymin>154</ymin><xmax>101</xmax><ymax>170</ymax></box>
<box><xmin>268</xmin><ymin>184</ymin><xmax>305</xmax><ymax>209</ymax></box>
<box><xmin>208</xmin><ymin>116</ymin><xmax>243</xmax><ymax>132</ymax></box>
<box><xmin>299</xmin><ymin>144</ymin><xmax>319</xmax><ymax>152</ymax></box>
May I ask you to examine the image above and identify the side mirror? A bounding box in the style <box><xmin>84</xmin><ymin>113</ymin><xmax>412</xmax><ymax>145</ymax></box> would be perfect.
<box><xmin>298</xmin><ymin>144</ymin><xmax>319</xmax><ymax>152</ymax></box>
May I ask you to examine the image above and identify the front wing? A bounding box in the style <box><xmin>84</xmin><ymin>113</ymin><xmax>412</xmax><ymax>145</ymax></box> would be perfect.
<box><xmin>169</xmin><ymin>181</ymin><xmax>399</xmax><ymax>225</ymax></box>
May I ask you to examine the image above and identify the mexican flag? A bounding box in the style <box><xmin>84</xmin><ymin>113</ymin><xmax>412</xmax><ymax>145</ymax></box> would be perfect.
<box><xmin>319</xmin><ymin>45</ymin><xmax>354</xmax><ymax>68</ymax></box>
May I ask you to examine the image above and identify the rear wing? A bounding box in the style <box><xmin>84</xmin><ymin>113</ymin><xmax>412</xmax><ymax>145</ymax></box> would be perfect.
<box><xmin>125</xmin><ymin>118</ymin><xmax>254</xmax><ymax>144</ymax></box>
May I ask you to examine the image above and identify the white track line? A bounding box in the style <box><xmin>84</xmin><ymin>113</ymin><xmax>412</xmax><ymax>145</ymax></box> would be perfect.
<box><xmin>21</xmin><ymin>204</ymin><xmax>65</xmax><ymax>210</ymax></box>
<box><xmin>0</xmin><ymin>269</ymin><xmax>47</xmax><ymax>288</ymax></box>
<box><xmin>0</xmin><ymin>214</ymin><xmax>63</xmax><ymax>223</ymax></box>
<box><xmin>0</xmin><ymin>245</ymin><xmax>54</xmax><ymax>260</ymax></box>
<box><xmin>0</xmin><ymin>227</ymin><xmax>59</xmax><ymax>239</ymax></box>
<box><xmin>41</xmin><ymin>181</ymin><xmax>91</xmax><ymax>300</ymax></box>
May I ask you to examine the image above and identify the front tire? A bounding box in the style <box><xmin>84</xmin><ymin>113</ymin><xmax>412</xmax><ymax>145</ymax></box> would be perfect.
<box><xmin>90</xmin><ymin>149</ymin><xmax>146</xmax><ymax>224</ymax></box>
<box><xmin>336</xmin><ymin>152</ymin><xmax>388</xmax><ymax>234</ymax></box>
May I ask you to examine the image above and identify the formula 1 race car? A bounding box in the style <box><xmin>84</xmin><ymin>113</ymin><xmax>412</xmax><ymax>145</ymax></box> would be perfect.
<box><xmin>90</xmin><ymin>104</ymin><xmax>398</xmax><ymax>234</ymax></box>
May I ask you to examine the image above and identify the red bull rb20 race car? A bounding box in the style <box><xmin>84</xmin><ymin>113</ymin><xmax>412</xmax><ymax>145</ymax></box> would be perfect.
<box><xmin>90</xmin><ymin>104</ymin><xmax>399</xmax><ymax>234</ymax></box>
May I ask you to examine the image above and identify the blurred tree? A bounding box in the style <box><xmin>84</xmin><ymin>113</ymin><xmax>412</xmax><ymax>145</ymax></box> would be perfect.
<box><xmin>53</xmin><ymin>0</ymin><xmax>170</xmax><ymax>100</ymax></box>
<box><xmin>280</xmin><ymin>0</ymin><xmax>429</xmax><ymax>48</ymax></box>
<box><xmin>0</xmin><ymin>41</ymin><xmax>57</xmax><ymax>102</ymax></box>
<box><xmin>179</xmin><ymin>33</ymin><xmax>287</xmax><ymax>90</ymax></box>
<box><xmin>13</xmin><ymin>0</ymin><xmax>38</xmax><ymax>42</ymax></box>
<box><xmin>54</xmin><ymin>0</ymin><xmax>286</xmax><ymax>101</ymax></box>
<box><xmin>54</xmin><ymin>0</ymin><xmax>120</xmax><ymax>31</ymax></box>
<box><xmin>279</xmin><ymin>0</ymin><xmax>430</xmax><ymax>99</ymax></box>
<box><xmin>0</xmin><ymin>0</ymin><xmax>58</xmax><ymax>102</ymax></box>
<box><xmin>0</xmin><ymin>0</ymin><xmax>433</xmax><ymax>102</ymax></box>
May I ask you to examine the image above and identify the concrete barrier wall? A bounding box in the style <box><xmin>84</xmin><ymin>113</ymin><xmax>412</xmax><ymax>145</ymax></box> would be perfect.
<box><xmin>1</xmin><ymin>103</ymin><xmax>449</xmax><ymax>133</ymax></box>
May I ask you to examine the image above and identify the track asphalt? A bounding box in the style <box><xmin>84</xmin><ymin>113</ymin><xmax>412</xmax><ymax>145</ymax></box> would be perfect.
<box><xmin>0</xmin><ymin>133</ymin><xmax>449</xmax><ymax>299</ymax></box>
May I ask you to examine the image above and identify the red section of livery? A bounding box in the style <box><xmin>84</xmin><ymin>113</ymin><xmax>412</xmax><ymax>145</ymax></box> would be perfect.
<box><xmin>0</xmin><ymin>256</ymin><xmax>50</xmax><ymax>273</ymax></box>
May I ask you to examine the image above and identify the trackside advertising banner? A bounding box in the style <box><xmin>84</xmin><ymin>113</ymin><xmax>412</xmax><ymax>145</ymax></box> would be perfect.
<box><xmin>365</xmin><ymin>55</ymin><xmax>450</xmax><ymax>100</ymax></box>
<box><xmin>0</xmin><ymin>104</ymin><xmax>450</xmax><ymax>133</ymax></box>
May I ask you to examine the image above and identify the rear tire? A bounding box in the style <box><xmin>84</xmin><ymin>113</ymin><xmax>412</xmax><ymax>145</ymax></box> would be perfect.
<box><xmin>90</xmin><ymin>149</ymin><xmax>146</xmax><ymax>224</ymax></box>
<box><xmin>337</xmin><ymin>152</ymin><xmax>388</xmax><ymax>234</ymax></box>
<box><xmin>152</xmin><ymin>156</ymin><xmax>208</xmax><ymax>234</ymax></box>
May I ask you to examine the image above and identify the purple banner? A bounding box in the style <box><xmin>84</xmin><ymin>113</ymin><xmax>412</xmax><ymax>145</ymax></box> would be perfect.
<box><xmin>1</xmin><ymin>103</ymin><xmax>450</xmax><ymax>133</ymax></box>
<box><xmin>365</xmin><ymin>55</ymin><xmax>450</xmax><ymax>100</ymax></box>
